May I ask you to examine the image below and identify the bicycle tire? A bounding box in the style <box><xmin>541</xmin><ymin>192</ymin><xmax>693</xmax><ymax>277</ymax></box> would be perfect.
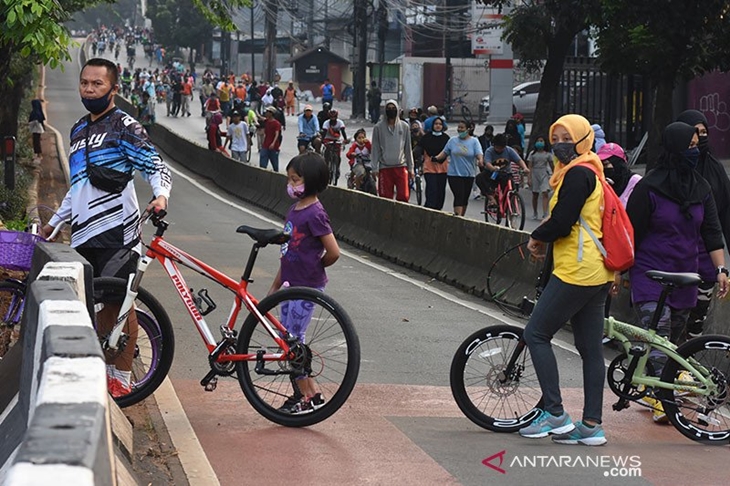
<box><xmin>235</xmin><ymin>287</ymin><xmax>360</xmax><ymax>427</ymax></box>
<box><xmin>460</xmin><ymin>105</ymin><xmax>473</xmax><ymax>125</ymax></box>
<box><xmin>0</xmin><ymin>280</ymin><xmax>27</xmax><ymax>355</ymax></box>
<box><xmin>246</xmin><ymin>145</ymin><xmax>252</xmax><ymax>163</ymax></box>
<box><xmin>93</xmin><ymin>277</ymin><xmax>175</xmax><ymax>408</ymax></box>
<box><xmin>415</xmin><ymin>175</ymin><xmax>423</xmax><ymax>206</ymax></box>
<box><xmin>483</xmin><ymin>197</ymin><xmax>499</xmax><ymax>224</ymax></box>
<box><xmin>505</xmin><ymin>192</ymin><xmax>526</xmax><ymax>231</ymax></box>
<box><xmin>450</xmin><ymin>325</ymin><xmax>543</xmax><ymax>432</ymax></box>
<box><xmin>486</xmin><ymin>241</ymin><xmax>542</xmax><ymax>319</ymax></box>
<box><xmin>325</xmin><ymin>146</ymin><xmax>338</xmax><ymax>185</ymax></box>
<box><xmin>658</xmin><ymin>335</ymin><xmax>730</xmax><ymax>444</ymax></box>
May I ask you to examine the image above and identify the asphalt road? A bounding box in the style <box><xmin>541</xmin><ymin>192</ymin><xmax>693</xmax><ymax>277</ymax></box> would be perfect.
<box><xmin>38</xmin><ymin>42</ymin><xmax>729</xmax><ymax>486</ymax></box>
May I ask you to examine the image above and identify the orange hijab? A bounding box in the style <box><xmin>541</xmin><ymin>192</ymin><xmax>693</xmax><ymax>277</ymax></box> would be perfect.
<box><xmin>548</xmin><ymin>114</ymin><xmax>604</xmax><ymax>189</ymax></box>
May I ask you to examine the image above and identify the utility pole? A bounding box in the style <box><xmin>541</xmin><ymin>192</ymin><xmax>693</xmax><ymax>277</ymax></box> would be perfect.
<box><xmin>444</xmin><ymin>0</ymin><xmax>453</xmax><ymax>112</ymax></box>
<box><xmin>250</xmin><ymin>2</ymin><xmax>255</xmax><ymax>80</ymax></box>
<box><xmin>377</xmin><ymin>3</ymin><xmax>387</xmax><ymax>92</ymax></box>
<box><xmin>307</xmin><ymin>0</ymin><xmax>314</xmax><ymax>47</ymax></box>
<box><xmin>263</xmin><ymin>0</ymin><xmax>278</xmax><ymax>83</ymax></box>
<box><xmin>351</xmin><ymin>0</ymin><xmax>367</xmax><ymax>119</ymax></box>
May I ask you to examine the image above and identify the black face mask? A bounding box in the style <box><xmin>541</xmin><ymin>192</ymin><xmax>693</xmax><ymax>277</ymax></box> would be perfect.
<box><xmin>552</xmin><ymin>131</ymin><xmax>591</xmax><ymax>164</ymax></box>
<box><xmin>82</xmin><ymin>86</ymin><xmax>114</xmax><ymax>115</ymax></box>
<box><xmin>386</xmin><ymin>108</ymin><xmax>397</xmax><ymax>119</ymax></box>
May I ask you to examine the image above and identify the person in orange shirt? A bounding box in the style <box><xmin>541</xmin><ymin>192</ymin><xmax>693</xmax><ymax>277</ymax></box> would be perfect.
<box><xmin>181</xmin><ymin>77</ymin><xmax>193</xmax><ymax>117</ymax></box>
<box><xmin>235</xmin><ymin>80</ymin><xmax>247</xmax><ymax>102</ymax></box>
<box><xmin>285</xmin><ymin>81</ymin><xmax>297</xmax><ymax>116</ymax></box>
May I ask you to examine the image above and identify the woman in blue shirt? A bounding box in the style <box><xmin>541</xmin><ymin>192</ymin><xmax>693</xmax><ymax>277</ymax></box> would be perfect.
<box><xmin>433</xmin><ymin>121</ymin><xmax>483</xmax><ymax>215</ymax></box>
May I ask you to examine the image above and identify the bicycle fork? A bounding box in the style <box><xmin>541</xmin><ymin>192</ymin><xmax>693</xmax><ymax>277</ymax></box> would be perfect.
<box><xmin>106</xmin><ymin>254</ymin><xmax>152</xmax><ymax>350</ymax></box>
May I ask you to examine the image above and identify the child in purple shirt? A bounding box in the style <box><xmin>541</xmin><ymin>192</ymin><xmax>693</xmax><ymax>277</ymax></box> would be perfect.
<box><xmin>268</xmin><ymin>152</ymin><xmax>340</xmax><ymax>413</ymax></box>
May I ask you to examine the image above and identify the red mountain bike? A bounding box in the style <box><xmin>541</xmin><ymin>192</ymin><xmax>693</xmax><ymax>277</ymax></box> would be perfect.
<box><xmin>95</xmin><ymin>210</ymin><xmax>360</xmax><ymax>427</ymax></box>
<box><xmin>483</xmin><ymin>166</ymin><xmax>525</xmax><ymax>230</ymax></box>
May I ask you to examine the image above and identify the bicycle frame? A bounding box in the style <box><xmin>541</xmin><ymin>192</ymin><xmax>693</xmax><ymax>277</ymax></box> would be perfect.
<box><xmin>605</xmin><ymin>316</ymin><xmax>716</xmax><ymax>396</ymax></box>
<box><xmin>107</xmin><ymin>230</ymin><xmax>292</xmax><ymax>365</ymax></box>
<box><xmin>493</xmin><ymin>174</ymin><xmax>518</xmax><ymax>217</ymax></box>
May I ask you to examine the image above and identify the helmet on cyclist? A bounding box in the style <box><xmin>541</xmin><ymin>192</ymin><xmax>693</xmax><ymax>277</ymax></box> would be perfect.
<box><xmin>323</xmin><ymin>102</ymin><xmax>331</xmax><ymax>110</ymax></box>
<box><xmin>329</xmin><ymin>109</ymin><xmax>338</xmax><ymax>118</ymax></box>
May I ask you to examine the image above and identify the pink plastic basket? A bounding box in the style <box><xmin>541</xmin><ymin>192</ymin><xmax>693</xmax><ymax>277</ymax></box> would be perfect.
<box><xmin>0</xmin><ymin>231</ymin><xmax>43</xmax><ymax>271</ymax></box>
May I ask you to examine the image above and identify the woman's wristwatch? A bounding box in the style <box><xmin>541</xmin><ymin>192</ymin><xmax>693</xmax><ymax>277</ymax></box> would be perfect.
<box><xmin>717</xmin><ymin>265</ymin><xmax>729</xmax><ymax>277</ymax></box>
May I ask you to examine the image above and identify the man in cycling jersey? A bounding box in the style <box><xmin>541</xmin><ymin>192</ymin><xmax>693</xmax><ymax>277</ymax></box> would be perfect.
<box><xmin>41</xmin><ymin>58</ymin><xmax>172</xmax><ymax>398</ymax></box>
<box><xmin>297</xmin><ymin>104</ymin><xmax>321</xmax><ymax>154</ymax></box>
<box><xmin>321</xmin><ymin>109</ymin><xmax>349</xmax><ymax>181</ymax></box>
<box><xmin>477</xmin><ymin>133</ymin><xmax>529</xmax><ymax>205</ymax></box>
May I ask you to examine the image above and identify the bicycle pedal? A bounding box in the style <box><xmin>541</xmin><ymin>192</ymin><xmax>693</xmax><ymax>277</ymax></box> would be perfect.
<box><xmin>204</xmin><ymin>377</ymin><xmax>218</xmax><ymax>392</ymax></box>
<box><xmin>612</xmin><ymin>398</ymin><xmax>630</xmax><ymax>411</ymax></box>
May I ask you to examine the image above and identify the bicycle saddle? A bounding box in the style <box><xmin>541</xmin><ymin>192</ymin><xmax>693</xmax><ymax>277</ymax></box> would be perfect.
<box><xmin>645</xmin><ymin>270</ymin><xmax>702</xmax><ymax>288</ymax></box>
<box><xmin>236</xmin><ymin>225</ymin><xmax>290</xmax><ymax>246</ymax></box>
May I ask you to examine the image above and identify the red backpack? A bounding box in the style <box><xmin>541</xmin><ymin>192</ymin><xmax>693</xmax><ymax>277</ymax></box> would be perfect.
<box><xmin>575</xmin><ymin>163</ymin><xmax>635</xmax><ymax>272</ymax></box>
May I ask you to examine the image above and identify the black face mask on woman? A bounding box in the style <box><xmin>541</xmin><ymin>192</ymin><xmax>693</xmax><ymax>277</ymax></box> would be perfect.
<box><xmin>552</xmin><ymin>131</ymin><xmax>591</xmax><ymax>164</ymax></box>
<box><xmin>386</xmin><ymin>108</ymin><xmax>397</xmax><ymax>119</ymax></box>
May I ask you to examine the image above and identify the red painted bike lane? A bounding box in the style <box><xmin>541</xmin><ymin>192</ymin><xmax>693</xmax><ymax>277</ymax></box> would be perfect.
<box><xmin>172</xmin><ymin>381</ymin><xmax>728</xmax><ymax>485</ymax></box>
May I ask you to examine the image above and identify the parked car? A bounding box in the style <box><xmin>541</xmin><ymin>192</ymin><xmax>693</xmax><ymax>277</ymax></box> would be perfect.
<box><xmin>479</xmin><ymin>81</ymin><xmax>540</xmax><ymax>122</ymax></box>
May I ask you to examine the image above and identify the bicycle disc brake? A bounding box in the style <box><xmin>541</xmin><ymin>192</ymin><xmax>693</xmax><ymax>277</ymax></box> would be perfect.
<box><xmin>607</xmin><ymin>353</ymin><xmax>655</xmax><ymax>401</ymax></box>
<box><xmin>287</xmin><ymin>342</ymin><xmax>313</xmax><ymax>376</ymax></box>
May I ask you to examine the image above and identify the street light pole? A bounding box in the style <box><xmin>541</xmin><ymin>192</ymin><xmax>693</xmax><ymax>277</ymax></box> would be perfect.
<box><xmin>250</xmin><ymin>2</ymin><xmax>255</xmax><ymax>80</ymax></box>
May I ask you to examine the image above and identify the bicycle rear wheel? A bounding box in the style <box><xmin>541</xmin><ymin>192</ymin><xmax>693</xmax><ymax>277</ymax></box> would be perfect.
<box><xmin>505</xmin><ymin>192</ymin><xmax>525</xmax><ymax>230</ymax></box>
<box><xmin>450</xmin><ymin>325</ymin><xmax>543</xmax><ymax>432</ymax></box>
<box><xmin>93</xmin><ymin>277</ymin><xmax>175</xmax><ymax>408</ymax></box>
<box><xmin>460</xmin><ymin>105</ymin><xmax>473</xmax><ymax>125</ymax></box>
<box><xmin>659</xmin><ymin>335</ymin><xmax>730</xmax><ymax>443</ymax></box>
<box><xmin>0</xmin><ymin>280</ymin><xmax>26</xmax><ymax>355</ymax></box>
<box><xmin>486</xmin><ymin>241</ymin><xmax>543</xmax><ymax>319</ymax></box>
<box><xmin>415</xmin><ymin>174</ymin><xmax>423</xmax><ymax>205</ymax></box>
<box><xmin>236</xmin><ymin>287</ymin><xmax>360</xmax><ymax>427</ymax></box>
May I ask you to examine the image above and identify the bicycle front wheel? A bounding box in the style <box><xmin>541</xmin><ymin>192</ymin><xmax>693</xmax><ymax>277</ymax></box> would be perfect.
<box><xmin>505</xmin><ymin>192</ymin><xmax>525</xmax><ymax>230</ymax></box>
<box><xmin>415</xmin><ymin>175</ymin><xmax>423</xmax><ymax>205</ymax></box>
<box><xmin>450</xmin><ymin>325</ymin><xmax>543</xmax><ymax>432</ymax></box>
<box><xmin>93</xmin><ymin>277</ymin><xmax>175</xmax><ymax>408</ymax></box>
<box><xmin>461</xmin><ymin>105</ymin><xmax>473</xmax><ymax>125</ymax></box>
<box><xmin>659</xmin><ymin>335</ymin><xmax>730</xmax><ymax>443</ymax></box>
<box><xmin>236</xmin><ymin>287</ymin><xmax>360</xmax><ymax>427</ymax></box>
<box><xmin>0</xmin><ymin>280</ymin><xmax>27</xmax><ymax>355</ymax></box>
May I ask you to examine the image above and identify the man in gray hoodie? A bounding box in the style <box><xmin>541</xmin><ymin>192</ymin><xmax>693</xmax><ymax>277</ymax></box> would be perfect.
<box><xmin>371</xmin><ymin>99</ymin><xmax>414</xmax><ymax>202</ymax></box>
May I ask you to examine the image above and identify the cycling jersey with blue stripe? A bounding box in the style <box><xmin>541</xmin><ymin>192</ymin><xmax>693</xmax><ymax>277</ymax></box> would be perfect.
<box><xmin>49</xmin><ymin>108</ymin><xmax>172</xmax><ymax>250</ymax></box>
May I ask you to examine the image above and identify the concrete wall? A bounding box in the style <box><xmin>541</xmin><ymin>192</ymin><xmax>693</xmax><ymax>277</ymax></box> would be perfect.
<box><xmin>0</xmin><ymin>245</ymin><xmax>120</xmax><ymax>485</ymax></box>
<box><xmin>115</xmin><ymin>95</ymin><xmax>730</xmax><ymax>336</ymax></box>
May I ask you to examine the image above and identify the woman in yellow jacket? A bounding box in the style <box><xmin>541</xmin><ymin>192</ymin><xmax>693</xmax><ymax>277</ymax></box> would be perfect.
<box><xmin>519</xmin><ymin>114</ymin><xmax>613</xmax><ymax>446</ymax></box>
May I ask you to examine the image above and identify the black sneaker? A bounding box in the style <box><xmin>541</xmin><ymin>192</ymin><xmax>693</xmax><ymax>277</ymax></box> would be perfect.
<box><xmin>309</xmin><ymin>393</ymin><xmax>325</xmax><ymax>410</ymax></box>
<box><xmin>278</xmin><ymin>393</ymin><xmax>304</xmax><ymax>413</ymax></box>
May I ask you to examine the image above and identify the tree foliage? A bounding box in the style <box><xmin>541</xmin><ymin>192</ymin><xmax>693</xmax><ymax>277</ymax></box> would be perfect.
<box><xmin>146</xmin><ymin>0</ymin><xmax>214</xmax><ymax>52</ymax></box>
<box><xmin>594</xmin><ymin>0</ymin><xmax>730</xmax><ymax>165</ymax></box>
<box><xmin>189</xmin><ymin>0</ymin><xmax>251</xmax><ymax>32</ymax></box>
<box><xmin>480</xmin><ymin>0</ymin><xmax>600</xmax><ymax>150</ymax></box>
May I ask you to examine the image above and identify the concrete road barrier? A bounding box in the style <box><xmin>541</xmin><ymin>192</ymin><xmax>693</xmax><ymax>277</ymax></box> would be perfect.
<box><xmin>0</xmin><ymin>243</ymin><xmax>134</xmax><ymax>485</ymax></box>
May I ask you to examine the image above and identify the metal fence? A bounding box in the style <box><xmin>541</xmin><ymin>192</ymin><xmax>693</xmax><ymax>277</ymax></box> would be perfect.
<box><xmin>558</xmin><ymin>57</ymin><xmax>650</xmax><ymax>151</ymax></box>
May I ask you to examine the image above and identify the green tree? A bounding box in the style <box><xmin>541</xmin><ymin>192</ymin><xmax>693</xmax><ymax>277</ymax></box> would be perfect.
<box><xmin>146</xmin><ymin>0</ymin><xmax>214</xmax><ymax>61</ymax></box>
<box><xmin>595</xmin><ymin>0</ymin><xmax>730</xmax><ymax>167</ymax></box>
<box><xmin>479</xmin><ymin>0</ymin><xmax>600</xmax><ymax>151</ymax></box>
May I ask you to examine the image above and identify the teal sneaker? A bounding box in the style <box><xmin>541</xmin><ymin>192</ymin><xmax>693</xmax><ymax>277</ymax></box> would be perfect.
<box><xmin>552</xmin><ymin>421</ymin><xmax>607</xmax><ymax>446</ymax></box>
<box><xmin>519</xmin><ymin>410</ymin><xmax>574</xmax><ymax>438</ymax></box>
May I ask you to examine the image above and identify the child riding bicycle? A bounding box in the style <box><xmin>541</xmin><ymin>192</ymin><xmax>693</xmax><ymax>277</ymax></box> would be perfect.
<box><xmin>477</xmin><ymin>133</ymin><xmax>529</xmax><ymax>206</ymax></box>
